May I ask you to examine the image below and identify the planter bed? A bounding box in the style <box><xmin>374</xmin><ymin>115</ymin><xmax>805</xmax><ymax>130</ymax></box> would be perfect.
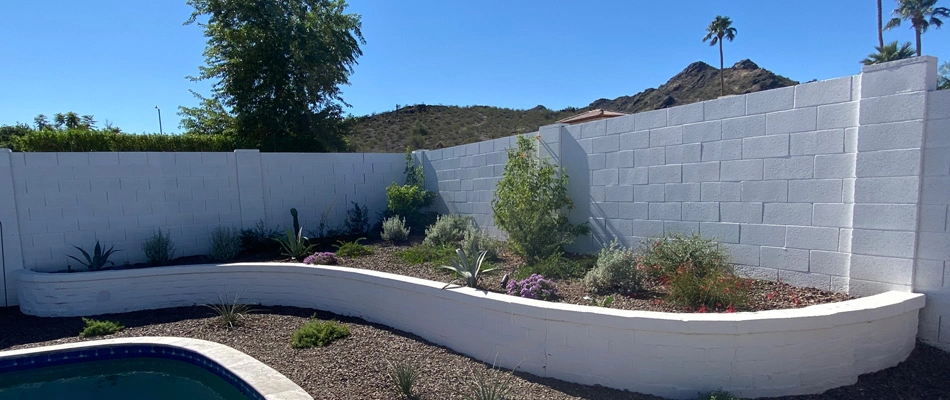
<box><xmin>14</xmin><ymin>262</ymin><xmax>925</xmax><ymax>399</ymax></box>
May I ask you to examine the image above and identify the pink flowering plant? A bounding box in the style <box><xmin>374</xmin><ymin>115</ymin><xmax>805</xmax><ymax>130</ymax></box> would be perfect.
<box><xmin>506</xmin><ymin>274</ymin><xmax>557</xmax><ymax>301</ymax></box>
<box><xmin>303</xmin><ymin>252</ymin><xmax>337</xmax><ymax>265</ymax></box>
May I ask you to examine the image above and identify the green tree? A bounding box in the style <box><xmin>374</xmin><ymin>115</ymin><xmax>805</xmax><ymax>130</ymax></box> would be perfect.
<box><xmin>183</xmin><ymin>0</ymin><xmax>365</xmax><ymax>152</ymax></box>
<box><xmin>885</xmin><ymin>0</ymin><xmax>950</xmax><ymax>56</ymax></box>
<box><xmin>702</xmin><ymin>16</ymin><xmax>737</xmax><ymax>97</ymax></box>
<box><xmin>861</xmin><ymin>41</ymin><xmax>917</xmax><ymax>65</ymax></box>
<box><xmin>939</xmin><ymin>61</ymin><xmax>950</xmax><ymax>89</ymax></box>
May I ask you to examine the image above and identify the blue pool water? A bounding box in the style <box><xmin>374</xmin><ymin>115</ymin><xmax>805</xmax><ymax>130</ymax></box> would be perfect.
<box><xmin>0</xmin><ymin>357</ymin><xmax>251</xmax><ymax>400</ymax></box>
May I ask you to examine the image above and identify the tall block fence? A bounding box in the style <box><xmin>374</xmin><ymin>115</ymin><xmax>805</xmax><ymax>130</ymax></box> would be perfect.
<box><xmin>0</xmin><ymin>57</ymin><xmax>947</xmax><ymax>353</ymax></box>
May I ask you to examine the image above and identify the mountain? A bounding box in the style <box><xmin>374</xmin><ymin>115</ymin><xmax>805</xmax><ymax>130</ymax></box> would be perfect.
<box><xmin>348</xmin><ymin>60</ymin><xmax>798</xmax><ymax>152</ymax></box>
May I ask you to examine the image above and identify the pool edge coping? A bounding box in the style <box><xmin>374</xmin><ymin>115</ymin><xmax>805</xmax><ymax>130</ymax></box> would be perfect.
<box><xmin>0</xmin><ymin>337</ymin><xmax>312</xmax><ymax>400</ymax></box>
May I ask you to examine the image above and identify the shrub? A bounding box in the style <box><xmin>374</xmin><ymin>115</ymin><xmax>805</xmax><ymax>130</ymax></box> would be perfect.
<box><xmin>9</xmin><ymin>128</ymin><xmax>240</xmax><ymax>152</ymax></box>
<box><xmin>386</xmin><ymin>148</ymin><xmax>437</xmax><ymax>230</ymax></box>
<box><xmin>491</xmin><ymin>135</ymin><xmax>589</xmax><ymax>263</ymax></box>
<box><xmin>636</xmin><ymin>233</ymin><xmax>731</xmax><ymax>279</ymax></box>
<box><xmin>291</xmin><ymin>319</ymin><xmax>349</xmax><ymax>348</ymax></box>
<box><xmin>395</xmin><ymin>244</ymin><xmax>456</xmax><ymax>266</ymax></box>
<box><xmin>303</xmin><ymin>251</ymin><xmax>337</xmax><ymax>265</ymax></box>
<box><xmin>460</xmin><ymin>363</ymin><xmax>516</xmax><ymax>400</ymax></box>
<box><xmin>204</xmin><ymin>292</ymin><xmax>254</xmax><ymax>329</ymax></box>
<box><xmin>68</xmin><ymin>241</ymin><xmax>120</xmax><ymax>271</ymax></box>
<box><xmin>333</xmin><ymin>238</ymin><xmax>373</xmax><ymax>258</ymax></box>
<box><xmin>275</xmin><ymin>227</ymin><xmax>316</xmax><ymax>260</ymax></box>
<box><xmin>584</xmin><ymin>240</ymin><xmax>644</xmax><ymax>295</ymax></box>
<box><xmin>381</xmin><ymin>216</ymin><xmax>410</xmax><ymax>243</ymax></box>
<box><xmin>461</xmin><ymin>226</ymin><xmax>501</xmax><ymax>259</ymax></box>
<box><xmin>240</xmin><ymin>220</ymin><xmax>281</xmax><ymax>255</ymax></box>
<box><xmin>142</xmin><ymin>229</ymin><xmax>175</xmax><ymax>266</ymax></box>
<box><xmin>506</xmin><ymin>274</ymin><xmax>557</xmax><ymax>301</ymax></box>
<box><xmin>668</xmin><ymin>264</ymin><xmax>750</xmax><ymax>312</ymax></box>
<box><xmin>344</xmin><ymin>202</ymin><xmax>370</xmax><ymax>235</ymax></box>
<box><xmin>79</xmin><ymin>318</ymin><xmax>124</xmax><ymax>337</ymax></box>
<box><xmin>424</xmin><ymin>214</ymin><xmax>473</xmax><ymax>247</ymax></box>
<box><xmin>209</xmin><ymin>227</ymin><xmax>241</xmax><ymax>262</ymax></box>
<box><xmin>517</xmin><ymin>253</ymin><xmax>594</xmax><ymax>280</ymax></box>
<box><xmin>386</xmin><ymin>359</ymin><xmax>420</xmax><ymax>399</ymax></box>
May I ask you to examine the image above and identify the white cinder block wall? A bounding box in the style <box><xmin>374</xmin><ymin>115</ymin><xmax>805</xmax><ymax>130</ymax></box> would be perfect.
<box><xmin>0</xmin><ymin>150</ymin><xmax>404</xmax><ymax>306</ymax></box>
<box><xmin>424</xmin><ymin>56</ymin><xmax>949</xmax><ymax>352</ymax></box>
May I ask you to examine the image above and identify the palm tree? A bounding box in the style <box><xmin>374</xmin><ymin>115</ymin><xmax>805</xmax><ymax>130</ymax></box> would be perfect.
<box><xmin>702</xmin><ymin>16</ymin><xmax>738</xmax><ymax>97</ymax></box>
<box><xmin>861</xmin><ymin>41</ymin><xmax>916</xmax><ymax>65</ymax></box>
<box><xmin>885</xmin><ymin>0</ymin><xmax>950</xmax><ymax>56</ymax></box>
<box><xmin>878</xmin><ymin>0</ymin><xmax>885</xmax><ymax>48</ymax></box>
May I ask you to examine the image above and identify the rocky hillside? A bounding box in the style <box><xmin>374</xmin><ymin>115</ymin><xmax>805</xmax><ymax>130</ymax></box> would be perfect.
<box><xmin>348</xmin><ymin>60</ymin><xmax>797</xmax><ymax>152</ymax></box>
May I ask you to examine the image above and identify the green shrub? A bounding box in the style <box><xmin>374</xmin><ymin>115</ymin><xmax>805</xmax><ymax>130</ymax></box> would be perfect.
<box><xmin>204</xmin><ymin>292</ymin><xmax>255</xmax><ymax>329</ymax></box>
<box><xmin>79</xmin><ymin>318</ymin><xmax>124</xmax><ymax>337</ymax></box>
<box><xmin>584</xmin><ymin>240</ymin><xmax>643</xmax><ymax>295</ymax></box>
<box><xmin>668</xmin><ymin>265</ymin><xmax>750</xmax><ymax>312</ymax></box>
<box><xmin>424</xmin><ymin>214</ymin><xmax>473</xmax><ymax>247</ymax></box>
<box><xmin>460</xmin><ymin>226</ymin><xmax>501</xmax><ymax>259</ymax></box>
<box><xmin>142</xmin><ymin>229</ymin><xmax>175</xmax><ymax>266</ymax></box>
<box><xmin>386</xmin><ymin>148</ymin><xmax>437</xmax><ymax>230</ymax></box>
<box><xmin>636</xmin><ymin>233</ymin><xmax>731</xmax><ymax>279</ymax></box>
<box><xmin>395</xmin><ymin>244</ymin><xmax>456</xmax><ymax>266</ymax></box>
<box><xmin>460</xmin><ymin>363</ymin><xmax>516</xmax><ymax>400</ymax></box>
<box><xmin>10</xmin><ymin>128</ymin><xmax>240</xmax><ymax>152</ymax></box>
<box><xmin>386</xmin><ymin>359</ymin><xmax>420</xmax><ymax>399</ymax></box>
<box><xmin>344</xmin><ymin>202</ymin><xmax>370</xmax><ymax>235</ymax></box>
<box><xmin>491</xmin><ymin>135</ymin><xmax>589</xmax><ymax>263</ymax></box>
<box><xmin>291</xmin><ymin>319</ymin><xmax>349</xmax><ymax>348</ymax></box>
<box><xmin>240</xmin><ymin>220</ymin><xmax>281</xmax><ymax>255</ymax></box>
<box><xmin>209</xmin><ymin>226</ymin><xmax>241</xmax><ymax>262</ymax></box>
<box><xmin>517</xmin><ymin>253</ymin><xmax>595</xmax><ymax>280</ymax></box>
<box><xmin>381</xmin><ymin>216</ymin><xmax>410</xmax><ymax>243</ymax></box>
<box><xmin>333</xmin><ymin>238</ymin><xmax>373</xmax><ymax>258</ymax></box>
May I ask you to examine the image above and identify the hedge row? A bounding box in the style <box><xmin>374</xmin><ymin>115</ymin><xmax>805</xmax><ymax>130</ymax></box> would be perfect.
<box><xmin>2</xmin><ymin>130</ymin><xmax>242</xmax><ymax>152</ymax></box>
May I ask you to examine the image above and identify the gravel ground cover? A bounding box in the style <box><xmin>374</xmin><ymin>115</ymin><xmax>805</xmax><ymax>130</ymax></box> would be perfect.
<box><xmin>1</xmin><ymin>306</ymin><xmax>948</xmax><ymax>400</ymax></box>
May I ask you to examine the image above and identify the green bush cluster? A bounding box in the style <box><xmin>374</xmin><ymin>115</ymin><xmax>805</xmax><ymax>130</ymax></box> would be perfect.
<box><xmin>79</xmin><ymin>318</ymin><xmax>124</xmax><ymax>337</ymax></box>
<box><xmin>381</xmin><ymin>216</ymin><xmax>410</xmax><ymax>243</ymax></box>
<box><xmin>637</xmin><ymin>233</ymin><xmax>749</xmax><ymax>311</ymax></box>
<box><xmin>291</xmin><ymin>319</ymin><xmax>349</xmax><ymax>348</ymax></box>
<box><xmin>424</xmin><ymin>214</ymin><xmax>473</xmax><ymax>247</ymax></box>
<box><xmin>386</xmin><ymin>148</ymin><xmax>436</xmax><ymax>230</ymax></box>
<box><xmin>6</xmin><ymin>129</ymin><xmax>241</xmax><ymax>152</ymax></box>
<box><xmin>584</xmin><ymin>240</ymin><xmax>643</xmax><ymax>295</ymax></box>
<box><xmin>142</xmin><ymin>229</ymin><xmax>175</xmax><ymax>266</ymax></box>
<box><xmin>333</xmin><ymin>238</ymin><xmax>373</xmax><ymax>258</ymax></box>
<box><xmin>461</xmin><ymin>226</ymin><xmax>501</xmax><ymax>260</ymax></box>
<box><xmin>491</xmin><ymin>135</ymin><xmax>589</xmax><ymax>263</ymax></box>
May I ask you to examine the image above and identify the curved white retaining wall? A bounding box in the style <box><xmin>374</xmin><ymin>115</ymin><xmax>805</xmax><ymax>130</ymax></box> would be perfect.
<box><xmin>15</xmin><ymin>264</ymin><xmax>925</xmax><ymax>399</ymax></box>
<box><xmin>0</xmin><ymin>337</ymin><xmax>312</xmax><ymax>400</ymax></box>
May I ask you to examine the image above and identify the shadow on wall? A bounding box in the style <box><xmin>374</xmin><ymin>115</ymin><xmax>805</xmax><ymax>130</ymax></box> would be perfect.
<box><xmin>560</xmin><ymin>129</ymin><xmax>596</xmax><ymax>254</ymax></box>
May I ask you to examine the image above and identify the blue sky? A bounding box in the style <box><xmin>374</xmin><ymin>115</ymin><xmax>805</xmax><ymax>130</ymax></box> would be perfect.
<box><xmin>1</xmin><ymin>0</ymin><xmax>948</xmax><ymax>134</ymax></box>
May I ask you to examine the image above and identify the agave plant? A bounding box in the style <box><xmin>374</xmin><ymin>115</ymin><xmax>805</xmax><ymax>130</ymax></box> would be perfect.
<box><xmin>274</xmin><ymin>227</ymin><xmax>316</xmax><ymax>259</ymax></box>
<box><xmin>440</xmin><ymin>244</ymin><xmax>497</xmax><ymax>289</ymax></box>
<box><xmin>67</xmin><ymin>241</ymin><xmax>121</xmax><ymax>271</ymax></box>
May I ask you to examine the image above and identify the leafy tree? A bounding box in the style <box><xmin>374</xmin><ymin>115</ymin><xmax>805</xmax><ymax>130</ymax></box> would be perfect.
<box><xmin>861</xmin><ymin>41</ymin><xmax>917</xmax><ymax>65</ymax></box>
<box><xmin>33</xmin><ymin>114</ymin><xmax>50</xmax><ymax>130</ymax></box>
<box><xmin>885</xmin><ymin>0</ymin><xmax>950</xmax><ymax>56</ymax></box>
<box><xmin>702</xmin><ymin>15</ymin><xmax>737</xmax><ymax>97</ymax></box>
<box><xmin>183</xmin><ymin>0</ymin><xmax>365</xmax><ymax>152</ymax></box>
<box><xmin>939</xmin><ymin>61</ymin><xmax>950</xmax><ymax>90</ymax></box>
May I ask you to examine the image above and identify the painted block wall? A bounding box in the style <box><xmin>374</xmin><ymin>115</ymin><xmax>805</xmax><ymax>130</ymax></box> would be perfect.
<box><xmin>0</xmin><ymin>150</ymin><xmax>404</xmax><ymax>286</ymax></box>
<box><xmin>917</xmin><ymin>88</ymin><xmax>950</xmax><ymax>351</ymax></box>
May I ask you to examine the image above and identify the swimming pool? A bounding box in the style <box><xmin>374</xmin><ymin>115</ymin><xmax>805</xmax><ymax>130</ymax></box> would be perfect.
<box><xmin>0</xmin><ymin>338</ymin><xmax>311</xmax><ymax>400</ymax></box>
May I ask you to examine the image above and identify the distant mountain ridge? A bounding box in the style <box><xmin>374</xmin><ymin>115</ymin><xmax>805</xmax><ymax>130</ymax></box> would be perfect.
<box><xmin>348</xmin><ymin>59</ymin><xmax>798</xmax><ymax>152</ymax></box>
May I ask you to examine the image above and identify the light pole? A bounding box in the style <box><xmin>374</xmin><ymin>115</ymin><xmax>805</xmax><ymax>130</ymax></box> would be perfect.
<box><xmin>155</xmin><ymin>106</ymin><xmax>163</xmax><ymax>134</ymax></box>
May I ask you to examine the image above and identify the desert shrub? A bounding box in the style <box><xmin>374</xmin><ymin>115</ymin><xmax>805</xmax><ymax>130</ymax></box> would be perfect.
<box><xmin>395</xmin><ymin>244</ymin><xmax>456</xmax><ymax>266</ymax></box>
<box><xmin>460</xmin><ymin>363</ymin><xmax>516</xmax><ymax>400</ymax></box>
<box><xmin>209</xmin><ymin>226</ymin><xmax>241</xmax><ymax>262</ymax></box>
<box><xmin>204</xmin><ymin>293</ymin><xmax>254</xmax><ymax>329</ymax></box>
<box><xmin>79</xmin><ymin>318</ymin><xmax>124</xmax><ymax>337</ymax></box>
<box><xmin>461</xmin><ymin>226</ymin><xmax>501</xmax><ymax>259</ymax></box>
<box><xmin>584</xmin><ymin>240</ymin><xmax>643</xmax><ymax>295</ymax></box>
<box><xmin>517</xmin><ymin>253</ymin><xmax>595</xmax><ymax>280</ymax></box>
<box><xmin>303</xmin><ymin>252</ymin><xmax>337</xmax><ymax>265</ymax></box>
<box><xmin>668</xmin><ymin>264</ymin><xmax>750</xmax><ymax>312</ymax></box>
<box><xmin>291</xmin><ymin>319</ymin><xmax>349</xmax><ymax>348</ymax></box>
<box><xmin>381</xmin><ymin>216</ymin><xmax>410</xmax><ymax>243</ymax></box>
<box><xmin>506</xmin><ymin>274</ymin><xmax>557</xmax><ymax>301</ymax></box>
<box><xmin>636</xmin><ymin>233</ymin><xmax>730</xmax><ymax>279</ymax></box>
<box><xmin>344</xmin><ymin>202</ymin><xmax>371</xmax><ymax>235</ymax></box>
<box><xmin>333</xmin><ymin>238</ymin><xmax>373</xmax><ymax>258</ymax></box>
<box><xmin>386</xmin><ymin>359</ymin><xmax>420</xmax><ymax>399</ymax></box>
<box><xmin>241</xmin><ymin>220</ymin><xmax>281</xmax><ymax>255</ymax></box>
<box><xmin>491</xmin><ymin>135</ymin><xmax>589</xmax><ymax>263</ymax></box>
<box><xmin>424</xmin><ymin>214</ymin><xmax>473</xmax><ymax>247</ymax></box>
<box><xmin>142</xmin><ymin>229</ymin><xmax>175</xmax><ymax>266</ymax></box>
<box><xmin>386</xmin><ymin>148</ymin><xmax>437</xmax><ymax>230</ymax></box>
